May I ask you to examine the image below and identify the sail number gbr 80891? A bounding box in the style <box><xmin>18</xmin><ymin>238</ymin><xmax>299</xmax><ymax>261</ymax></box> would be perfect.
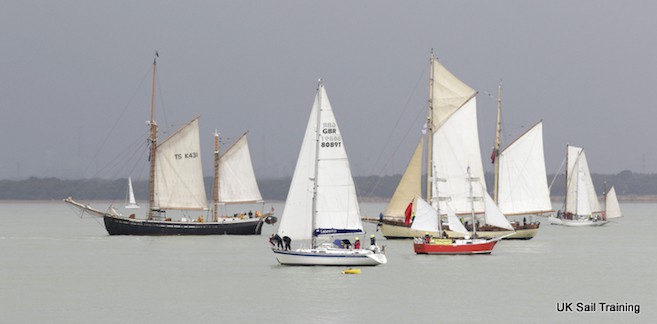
<box><xmin>320</xmin><ymin>123</ymin><xmax>342</xmax><ymax>148</ymax></box>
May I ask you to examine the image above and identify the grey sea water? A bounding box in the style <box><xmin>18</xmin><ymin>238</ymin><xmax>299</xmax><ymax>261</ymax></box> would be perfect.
<box><xmin>1</xmin><ymin>201</ymin><xmax>655</xmax><ymax>323</ymax></box>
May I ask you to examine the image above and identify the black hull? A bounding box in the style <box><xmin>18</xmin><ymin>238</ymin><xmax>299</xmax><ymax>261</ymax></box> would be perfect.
<box><xmin>103</xmin><ymin>215</ymin><xmax>264</xmax><ymax>235</ymax></box>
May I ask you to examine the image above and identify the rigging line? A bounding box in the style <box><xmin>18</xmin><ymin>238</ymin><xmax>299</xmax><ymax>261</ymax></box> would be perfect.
<box><xmin>365</xmin><ymin>64</ymin><xmax>429</xmax><ymax>198</ymax></box>
<box><xmin>367</xmin><ymin>62</ymin><xmax>429</xmax><ymax>177</ymax></box>
<box><xmin>80</xmin><ymin>68</ymin><xmax>151</xmax><ymax>179</ymax></box>
<box><xmin>365</xmin><ymin>106</ymin><xmax>425</xmax><ymax>199</ymax></box>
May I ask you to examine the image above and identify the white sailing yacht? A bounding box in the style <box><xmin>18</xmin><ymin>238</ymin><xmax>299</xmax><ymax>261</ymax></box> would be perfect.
<box><xmin>549</xmin><ymin>145</ymin><xmax>620</xmax><ymax>226</ymax></box>
<box><xmin>272</xmin><ymin>81</ymin><xmax>387</xmax><ymax>266</ymax></box>
<box><xmin>124</xmin><ymin>176</ymin><xmax>140</xmax><ymax>209</ymax></box>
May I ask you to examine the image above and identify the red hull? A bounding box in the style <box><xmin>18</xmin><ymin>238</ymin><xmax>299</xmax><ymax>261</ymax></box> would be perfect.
<box><xmin>414</xmin><ymin>239</ymin><xmax>499</xmax><ymax>255</ymax></box>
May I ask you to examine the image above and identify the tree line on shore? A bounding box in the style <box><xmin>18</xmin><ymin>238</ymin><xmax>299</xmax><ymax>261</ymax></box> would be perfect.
<box><xmin>0</xmin><ymin>170</ymin><xmax>655</xmax><ymax>201</ymax></box>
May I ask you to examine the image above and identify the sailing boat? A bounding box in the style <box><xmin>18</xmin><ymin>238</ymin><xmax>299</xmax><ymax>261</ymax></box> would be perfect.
<box><xmin>379</xmin><ymin>52</ymin><xmax>511</xmax><ymax>241</ymax></box>
<box><xmin>124</xmin><ymin>176</ymin><xmax>140</xmax><ymax>209</ymax></box>
<box><xmin>412</xmin><ymin>167</ymin><xmax>514</xmax><ymax>255</ymax></box>
<box><xmin>272</xmin><ymin>81</ymin><xmax>387</xmax><ymax>266</ymax></box>
<box><xmin>65</xmin><ymin>55</ymin><xmax>272</xmax><ymax>235</ymax></box>
<box><xmin>478</xmin><ymin>82</ymin><xmax>552</xmax><ymax>239</ymax></box>
<box><xmin>548</xmin><ymin>145</ymin><xmax>619</xmax><ymax>226</ymax></box>
<box><xmin>604</xmin><ymin>186</ymin><xmax>623</xmax><ymax>220</ymax></box>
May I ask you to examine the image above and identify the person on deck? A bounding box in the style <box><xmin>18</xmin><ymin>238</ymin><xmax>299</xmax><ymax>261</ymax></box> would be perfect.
<box><xmin>354</xmin><ymin>237</ymin><xmax>361</xmax><ymax>249</ymax></box>
<box><xmin>424</xmin><ymin>232</ymin><xmax>431</xmax><ymax>244</ymax></box>
<box><xmin>274</xmin><ymin>234</ymin><xmax>283</xmax><ymax>249</ymax></box>
<box><xmin>283</xmin><ymin>236</ymin><xmax>291</xmax><ymax>251</ymax></box>
<box><xmin>370</xmin><ymin>235</ymin><xmax>376</xmax><ymax>246</ymax></box>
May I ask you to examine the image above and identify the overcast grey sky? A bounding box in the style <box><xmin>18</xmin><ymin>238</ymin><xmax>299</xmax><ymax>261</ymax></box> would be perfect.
<box><xmin>1</xmin><ymin>0</ymin><xmax>656</xmax><ymax>180</ymax></box>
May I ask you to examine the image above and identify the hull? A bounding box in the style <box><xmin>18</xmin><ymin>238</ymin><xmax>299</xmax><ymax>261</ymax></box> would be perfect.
<box><xmin>548</xmin><ymin>216</ymin><xmax>607</xmax><ymax>227</ymax></box>
<box><xmin>380</xmin><ymin>220</ymin><xmax>538</xmax><ymax>240</ymax></box>
<box><xmin>414</xmin><ymin>238</ymin><xmax>499</xmax><ymax>255</ymax></box>
<box><xmin>103</xmin><ymin>215</ymin><xmax>264</xmax><ymax>235</ymax></box>
<box><xmin>272</xmin><ymin>247</ymin><xmax>387</xmax><ymax>266</ymax></box>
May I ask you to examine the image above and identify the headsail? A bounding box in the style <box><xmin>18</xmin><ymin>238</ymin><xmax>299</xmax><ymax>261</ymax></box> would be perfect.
<box><xmin>497</xmin><ymin>122</ymin><xmax>552</xmax><ymax>215</ymax></box>
<box><xmin>410</xmin><ymin>196</ymin><xmax>439</xmax><ymax>233</ymax></box>
<box><xmin>153</xmin><ymin>118</ymin><xmax>208</xmax><ymax>210</ymax></box>
<box><xmin>483</xmin><ymin>191</ymin><xmax>514</xmax><ymax>230</ymax></box>
<box><xmin>218</xmin><ymin>133</ymin><xmax>263</xmax><ymax>204</ymax></box>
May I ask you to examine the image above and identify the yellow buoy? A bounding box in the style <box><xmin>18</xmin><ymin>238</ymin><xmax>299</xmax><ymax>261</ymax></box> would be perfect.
<box><xmin>341</xmin><ymin>268</ymin><xmax>361</xmax><ymax>274</ymax></box>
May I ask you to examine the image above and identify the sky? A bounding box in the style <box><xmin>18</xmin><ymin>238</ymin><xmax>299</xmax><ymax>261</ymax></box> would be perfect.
<box><xmin>1</xmin><ymin>0</ymin><xmax>656</xmax><ymax>180</ymax></box>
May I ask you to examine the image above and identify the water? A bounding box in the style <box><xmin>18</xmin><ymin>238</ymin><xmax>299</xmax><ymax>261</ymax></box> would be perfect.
<box><xmin>1</xmin><ymin>201</ymin><xmax>655</xmax><ymax>323</ymax></box>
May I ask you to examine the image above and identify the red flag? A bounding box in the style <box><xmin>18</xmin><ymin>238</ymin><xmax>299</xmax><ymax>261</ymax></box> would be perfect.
<box><xmin>490</xmin><ymin>148</ymin><xmax>496</xmax><ymax>164</ymax></box>
<box><xmin>404</xmin><ymin>201</ymin><xmax>413</xmax><ymax>225</ymax></box>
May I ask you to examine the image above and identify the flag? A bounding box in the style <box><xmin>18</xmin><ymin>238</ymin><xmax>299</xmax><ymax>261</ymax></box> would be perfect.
<box><xmin>404</xmin><ymin>201</ymin><xmax>413</xmax><ymax>225</ymax></box>
<box><xmin>490</xmin><ymin>148</ymin><xmax>496</xmax><ymax>164</ymax></box>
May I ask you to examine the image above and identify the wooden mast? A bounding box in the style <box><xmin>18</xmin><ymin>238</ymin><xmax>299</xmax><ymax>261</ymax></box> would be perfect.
<box><xmin>213</xmin><ymin>130</ymin><xmax>220</xmax><ymax>222</ymax></box>
<box><xmin>426</xmin><ymin>50</ymin><xmax>435</xmax><ymax>203</ymax></box>
<box><xmin>147</xmin><ymin>53</ymin><xmax>159</xmax><ymax>220</ymax></box>
<box><xmin>493</xmin><ymin>80</ymin><xmax>502</xmax><ymax>203</ymax></box>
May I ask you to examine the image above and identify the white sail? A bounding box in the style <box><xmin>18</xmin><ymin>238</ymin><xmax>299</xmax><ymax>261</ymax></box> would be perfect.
<box><xmin>497</xmin><ymin>122</ymin><xmax>552</xmax><ymax>215</ymax></box>
<box><xmin>565</xmin><ymin>146</ymin><xmax>601</xmax><ymax>216</ymax></box>
<box><xmin>605</xmin><ymin>186</ymin><xmax>622</xmax><ymax>219</ymax></box>
<box><xmin>277</xmin><ymin>83</ymin><xmax>363</xmax><ymax>241</ymax></box>
<box><xmin>432</xmin><ymin>98</ymin><xmax>486</xmax><ymax>214</ymax></box>
<box><xmin>446</xmin><ymin>204</ymin><xmax>469</xmax><ymax>236</ymax></box>
<box><xmin>153</xmin><ymin>118</ymin><xmax>208</xmax><ymax>210</ymax></box>
<box><xmin>383</xmin><ymin>137</ymin><xmax>423</xmax><ymax>219</ymax></box>
<box><xmin>483</xmin><ymin>191</ymin><xmax>514</xmax><ymax>230</ymax></box>
<box><xmin>125</xmin><ymin>176</ymin><xmax>140</xmax><ymax>209</ymax></box>
<box><xmin>218</xmin><ymin>133</ymin><xmax>263</xmax><ymax>204</ymax></box>
<box><xmin>411</xmin><ymin>196</ymin><xmax>439</xmax><ymax>232</ymax></box>
<box><xmin>431</xmin><ymin>57</ymin><xmax>477</xmax><ymax>130</ymax></box>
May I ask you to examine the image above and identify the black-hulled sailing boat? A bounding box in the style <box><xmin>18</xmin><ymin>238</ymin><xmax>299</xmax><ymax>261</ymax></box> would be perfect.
<box><xmin>65</xmin><ymin>54</ymin><xmax>274</xmax><ymax>235</ymax></box>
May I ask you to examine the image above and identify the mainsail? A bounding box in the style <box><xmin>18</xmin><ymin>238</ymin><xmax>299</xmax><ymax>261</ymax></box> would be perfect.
<box><xmin>277</xmin><ymin>83</ymin><xmax>363</xmax><ymax>241</ymax></box>
<box><xmin>218</xmin><ymin>133</ymin><xmax>263</xmax><ymax>204</ymax></box>
<box><xmin>497</xmin><ymin>122</ymin><xmax>552</xmax><ymax>215</ymax></box>
<box><xmin>432</xmin><ymin>97</ymin><xmax>486</xmax><ymax>214</ymax></box>
<box><xmin>565</xmin><ymin>146</ymin><xmax>601</xmax><ymax>216</ymax></box>
<box><xmin>153</xmin><ymin>118</ymin><xmax>208</xmax><ymax>210</ymax></box>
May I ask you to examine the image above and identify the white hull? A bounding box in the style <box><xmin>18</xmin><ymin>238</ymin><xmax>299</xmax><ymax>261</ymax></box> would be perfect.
<box><xmin>548</xmin><ymin>216</ymin><xmax>607</xmax><ymax>227</ymax></box>
<box><xmin>272</xmin><ymin>247</ymin><xmax>387</xmax><ymax>266</ymax></box>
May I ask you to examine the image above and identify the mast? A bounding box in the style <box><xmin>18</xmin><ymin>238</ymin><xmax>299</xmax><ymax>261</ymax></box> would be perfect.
<box><xmin>467</xmin><ymin>166</ymin><xmax>478</xmax><ymax>235</ymax></box>
<box><xmin>563</xmin><ymin>145</ymin><xmax>569</xmax><ymax>214</ymax></box>
<box><xmin>493</xmin><ymin>80</ymin><xmax>502</xmax><ymax>203</ymax></box>
<box><xmin>426</xmin><ymin>50</ymin><xmax>435</xmax><ymax>203</ymax></box>
<box><xmin>147</xmin><ymin>53</ymin><xmax>159</xmax><ymax>220</ymax></box>
<box><xmin>213</xmin><ymin>130</ymin><xmax>220</xmax><ymax>221</ymax></box>
<box><xmin>311</xmin><ymin>80</ymin><xmax>323</xmax><ymax>248</ymax></box>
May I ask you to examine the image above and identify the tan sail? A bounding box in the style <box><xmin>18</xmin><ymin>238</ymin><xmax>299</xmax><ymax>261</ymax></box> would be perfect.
<box><xmin>382</xmin><ymin>137</ymin><xmax>423</xmax><ymax>220</ymax></box>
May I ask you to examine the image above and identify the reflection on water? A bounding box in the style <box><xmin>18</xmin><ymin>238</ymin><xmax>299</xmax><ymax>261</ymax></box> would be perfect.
<box><xmin>0</xmin><ymin>201</ymin><xmax>655</xmax><ymax>322</ymax></box>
